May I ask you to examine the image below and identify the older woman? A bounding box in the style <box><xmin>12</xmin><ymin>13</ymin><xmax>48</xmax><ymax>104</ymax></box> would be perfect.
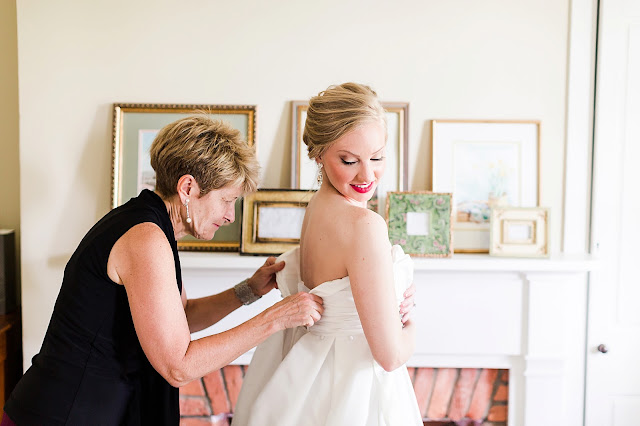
<box><xmin>3</xmin><ymin>116</ymin><xmax>324</xmax><ymax>425</ymax></box>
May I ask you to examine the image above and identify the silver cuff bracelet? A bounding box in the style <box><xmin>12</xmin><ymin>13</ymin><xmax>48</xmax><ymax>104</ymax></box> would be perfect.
<box><xmin>234</xmin><ymin>279</ymin><xmax>262</xmax><ymax>305</ymax></box>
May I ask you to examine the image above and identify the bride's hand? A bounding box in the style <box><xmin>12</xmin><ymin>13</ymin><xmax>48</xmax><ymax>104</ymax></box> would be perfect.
<box><xmin>266</xmin><ymin>292</ymin><xmax>324</xmax><ymax>330</ymax></box>
<box><xmin>399</xmin><ymin>283</ymin><xmax>416</xmax><ymax>324</ymax></box>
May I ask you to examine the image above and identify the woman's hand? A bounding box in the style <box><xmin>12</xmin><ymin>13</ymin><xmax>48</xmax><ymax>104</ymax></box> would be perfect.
<box><xmin>399</xmin><ymin>283</ymin><xmax>416</xmax><ymax>325</ymax></box>
<box><xmin>247</xmin><ymin>257</ymin><xmax>286</xmax><ymax>297</ymax></box>
<box><xmin>265</xmin><ymin>292</ymin><xmax>324</xmax><ymax>330</ymax></box>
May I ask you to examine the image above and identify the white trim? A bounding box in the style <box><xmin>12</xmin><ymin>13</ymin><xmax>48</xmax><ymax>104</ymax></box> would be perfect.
<box><xmin>180</xmin><ymin>250</ymin><xmax>598</xmax><ymax>272</ymax></box>
<box><xmin>562</xmin><ymin>0</ymin><xmax>598</xmax><ymax>254</ymax></box>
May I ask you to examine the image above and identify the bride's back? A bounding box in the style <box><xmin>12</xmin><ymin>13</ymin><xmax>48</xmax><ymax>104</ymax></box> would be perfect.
<box><xmin>299</xmin><ymin>191</ymin><xmax>363</xmax><ymax>289</ymax></box>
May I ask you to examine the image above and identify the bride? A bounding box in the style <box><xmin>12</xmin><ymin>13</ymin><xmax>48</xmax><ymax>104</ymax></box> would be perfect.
<box><xmin>233</xmin><ymin>82</ymin><xmax>422</xmax><ymax>425</ymax></box>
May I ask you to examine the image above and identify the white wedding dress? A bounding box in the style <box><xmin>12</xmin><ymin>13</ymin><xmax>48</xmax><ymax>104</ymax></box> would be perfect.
<box><xmin>233</xmin><ymin>245</ymin><xmax>422</xmax><ymax>426</ymax></box>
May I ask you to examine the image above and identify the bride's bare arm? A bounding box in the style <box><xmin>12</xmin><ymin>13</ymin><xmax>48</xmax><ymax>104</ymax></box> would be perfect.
<box><xmin>346</xmin><ymin>210</ymin><xmax>415</xmax><ymax>372</ymax></box>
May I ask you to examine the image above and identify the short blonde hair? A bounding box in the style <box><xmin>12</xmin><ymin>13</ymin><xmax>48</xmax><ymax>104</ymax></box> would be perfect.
<box><xmin>150</xmin><ymin>115</ymin><xmax>259</xmax><ymax>197</ymax></box>
<box><xmin>303</xmin><ymin>82</ymin><xmax>387</xmax><ymax>160</ymax></box>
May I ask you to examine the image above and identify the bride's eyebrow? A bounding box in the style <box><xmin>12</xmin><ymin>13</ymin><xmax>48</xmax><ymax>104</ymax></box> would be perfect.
<box><xmin>337</xmin><ymin>146</ymin><xmax>385</xmax><ymax>157</ymax></box>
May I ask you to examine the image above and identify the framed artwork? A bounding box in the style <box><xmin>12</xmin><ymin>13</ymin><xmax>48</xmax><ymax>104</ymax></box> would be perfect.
<box><xmin>489</xmin><ymin>207</ymin><xmax>549</xmax><ymax>258</ymax></box>
<box><xmin>431</xmin><ymin>119</ymin><xmax>540</xmax><ymax>253</ymax></box>
<box><xmin>385</xmin><ymin>191</ymin><xmax>453</xmax><ymax>257</ymax></box>
<box><xmin>240</xmin><ymin>189</ymin><xmax>314</xmax><ymax>256</ymax></box>
<box><xmin>290</xmin><ymin>101</ymin><xmax>314</xmax><ymax>189</ymax></box>
<box><xmin>290</xmin><ymin>100</ymin><xmax>409</xmax><ymax>215</ymax></box>
<box><xmin>111</xmin><ymin>103</ymin><xmax>257</xmax><ymax>251</ymax></box>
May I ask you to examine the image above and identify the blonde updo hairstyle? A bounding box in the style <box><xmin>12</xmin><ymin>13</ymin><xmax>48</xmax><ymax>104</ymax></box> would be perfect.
<box><xmin>303</xmin><ymin>82</ymin><xmax>387</xmax><ymax>161</ymax></box>
<box><xmin>150</xmin><ymin>115</ymin><xmax>259</xmax><ymax>198</ymax></box>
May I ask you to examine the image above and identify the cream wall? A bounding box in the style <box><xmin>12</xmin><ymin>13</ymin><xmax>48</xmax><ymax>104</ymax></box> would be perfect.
<box><xmin>16</xmin><ymin>0</ymin><xmax>570</xmax><ymax>365</ymax></box>
<box><xmin>0</xmin><ymin>0</ymin><xmax>20</xmax><ymax>279</ymax></box>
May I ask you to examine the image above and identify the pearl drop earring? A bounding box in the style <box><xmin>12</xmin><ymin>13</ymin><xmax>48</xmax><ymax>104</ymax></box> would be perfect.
<box><xmin>185</xmin><ymin>199</ymin><xmax>192</xmax><ymax>224</ymax></box>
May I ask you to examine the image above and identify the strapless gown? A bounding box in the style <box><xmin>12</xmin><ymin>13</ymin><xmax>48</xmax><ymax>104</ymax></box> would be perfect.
<box><xmin>232</xmin><ymin>245</ymin><xmax>422</xmax><ymax>426</ymax></box>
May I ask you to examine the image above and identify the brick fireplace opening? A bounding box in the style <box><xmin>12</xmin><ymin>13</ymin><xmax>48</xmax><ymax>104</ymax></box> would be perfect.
<box><xmin>178</xmin><ymin>366</ymin><xmax>508</xmax><ymax>426</ymax></box>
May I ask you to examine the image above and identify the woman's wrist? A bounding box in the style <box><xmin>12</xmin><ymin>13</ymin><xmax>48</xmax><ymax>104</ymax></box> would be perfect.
<box><xmin>234</xmin><ymin>279</ymin><xmax>262</xmax><ymax>305</ymax></box>
<box><xmin>253</xmin><ymin>305</ymin><xmax>284</xmax><ymax>335</ymax></box>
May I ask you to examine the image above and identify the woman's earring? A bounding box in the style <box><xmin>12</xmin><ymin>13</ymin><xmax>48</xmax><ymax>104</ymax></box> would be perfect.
<box><xmin>317</xmin><ymin>163</ymin><xmax>323</xmax><ymax>186</ymax></box>
<box><xmin>185</xmin><ymin>199</ymin><xmax>192</xmax><ymax>224</ymax></box>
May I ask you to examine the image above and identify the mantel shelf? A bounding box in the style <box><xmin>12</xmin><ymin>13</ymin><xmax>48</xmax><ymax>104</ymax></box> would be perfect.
<box><xmin>179</xmin><ymin>251</ymin><xmax>598</xmax><ymax>273</ymax></box>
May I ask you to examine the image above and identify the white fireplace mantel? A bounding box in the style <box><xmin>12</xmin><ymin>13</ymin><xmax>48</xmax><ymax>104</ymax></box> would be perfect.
<box><xmin>180</xmin><ymin>252</ymin><xmax>597</xmax><ymax>426</ymax></box>
<box><xmin>180</xmin><ymin>251</ymin><xmax>595</xmax><ymax>273</ymax></box>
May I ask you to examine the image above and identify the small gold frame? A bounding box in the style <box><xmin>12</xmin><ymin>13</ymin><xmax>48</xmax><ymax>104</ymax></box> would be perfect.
<box><xmin>240</xmin><ymin>189</ymin><xmax>314</xmax><ymax>255</ymax></box>
<box><xmin>490</xmin><ymin>207</ymin><xmax>549</xmax><ymax>258</ymax></box>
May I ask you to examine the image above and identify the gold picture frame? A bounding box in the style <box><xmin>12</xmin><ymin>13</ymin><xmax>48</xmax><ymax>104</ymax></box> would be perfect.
<box><xmin>290</xmin><ymin>100</ymin><xmax>311</xmax><ymax>189</ymax></box>
<box><xmin>489</xmin><ymin>207</ymin><xmax>549</xmax><ymax>257</ymax></box>
<box><xmin>290</xmin><ymin>100</ymin><xmax>409</xmax><ymax>215</ymax></box>
<box><xmin>111</xmin><ymin>103</ymin><xmax>256</xmax><ymax>251</ymax></box>
<box><xmin>240</xmin><ymin>189</ymin><xmax>314</xmax><ymax>256</ymax></box>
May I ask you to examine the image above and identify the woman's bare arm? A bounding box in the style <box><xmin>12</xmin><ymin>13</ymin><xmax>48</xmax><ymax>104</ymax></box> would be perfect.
<box><xmin>109</xmin><ymin>223</ymin><xmax>322</xmax><ymax>387</ymax></box>
<box><xmin>345</xmin><ymin>210</ymin><xmax>415</xmax><ymax>372</ymax></box>
<box><xmin>182</xmin><ymin>257</ymin><xmax>285</xmax><ymax>333</ymax></box>
<box><xmin>182</xmin><ymin>289</ymin><xmax>241</xmax><ymax>333</ymax></box>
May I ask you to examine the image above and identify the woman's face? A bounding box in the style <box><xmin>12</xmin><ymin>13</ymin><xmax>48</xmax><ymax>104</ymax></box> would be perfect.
<box><xmin>189</xmin><ymin>184</ymin><xmax>243</xmax><ymax>240</ymax></box>
<box><xmin>320</xmin><ymin>122</ymin><xmax>386</xmax><ymax>206</ymax></box>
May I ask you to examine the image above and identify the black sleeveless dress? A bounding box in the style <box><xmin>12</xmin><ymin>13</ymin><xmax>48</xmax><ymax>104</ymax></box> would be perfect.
<box><xmin>5</xmin><ymin>190</ymin><xmax>181</xmax><ymax>425</ymax></box>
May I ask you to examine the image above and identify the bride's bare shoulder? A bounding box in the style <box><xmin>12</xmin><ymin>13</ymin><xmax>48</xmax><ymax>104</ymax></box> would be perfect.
<box><xmin>343</xmin><ymin>205</ymin><xmax>389</xmax><ymax>242</ymax></box>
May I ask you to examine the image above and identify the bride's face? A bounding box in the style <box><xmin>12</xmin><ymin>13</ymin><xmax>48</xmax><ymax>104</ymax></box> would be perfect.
<box><xmin>320</xmin><ymin>122</ymin><xmax>386</xmax><ymax>205</ymax></box>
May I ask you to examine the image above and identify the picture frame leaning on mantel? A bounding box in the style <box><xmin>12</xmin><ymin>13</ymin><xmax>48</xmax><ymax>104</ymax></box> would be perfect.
<box><xmin>111</xmin><ymin>103</ymin><xmax>257</xmax><ymax>252</ymax></box>
<box><xmin>431</xmin><ymin>119</ymin><xmax>540</xmax><ymax>253</ymax></box>
<box><xmin>290</xmin><ymin>100</ymin><xmax>409</xmax><ymax>216</ymax></box>
<box><xmin>240</xmin><ymin>189</ymin><xmax>314</xmax><ymax>256</ymax></box>
<box><xmin>489</xmin><ymin>207</ymin><xmax>550</xmax><ymax>258</ymax></box>
<box><xmin>386</xmin><ymin>191</ymin><xmax>453</xmax><ymax>258</ymax></box>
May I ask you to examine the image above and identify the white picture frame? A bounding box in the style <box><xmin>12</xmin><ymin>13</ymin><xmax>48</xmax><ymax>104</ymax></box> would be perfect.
<box><xmin>431</xmin><ymin>119</ymin><xmax>540</xmax><ymax>253</ymax></box>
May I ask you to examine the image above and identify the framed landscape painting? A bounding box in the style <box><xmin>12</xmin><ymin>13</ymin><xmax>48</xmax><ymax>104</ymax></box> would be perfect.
<box><xmin>112</xmin><ymin>103</ymin><xmax>256</xmax><ymax>251</ymax></box>
<box><xmin>431</xmin><ymin>120</ymin><xmax>540</xmax><ymax>253</ymax></box>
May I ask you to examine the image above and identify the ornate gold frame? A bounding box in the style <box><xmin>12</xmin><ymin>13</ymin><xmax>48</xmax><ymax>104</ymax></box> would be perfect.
<box><xmin>240</xmin><ymin>189</ymin><xmax>313</xmax><ymax>255</ymax></box>
<box><xmin>111</xmin><ymin>103</ymin><xmax>256</xmax><ymax>252</ymax></box>
<box><xmin>489</xmin><ymin>207</ymin><xmax>550</xmax><ymax>257</ymax></box>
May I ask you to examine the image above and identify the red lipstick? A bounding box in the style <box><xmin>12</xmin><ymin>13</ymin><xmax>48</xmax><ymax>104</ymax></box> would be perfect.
<box><xmin>350</xmin><ymin>182</ymin><xmax>374</xmax><ymax>193</ymax></box>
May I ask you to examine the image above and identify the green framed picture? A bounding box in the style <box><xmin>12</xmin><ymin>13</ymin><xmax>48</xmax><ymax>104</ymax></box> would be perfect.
<box><xmin>111</xmin><ymin>103</ymin><xmax>256</xmax><ymax>251</ymax></box>
<box><xmin>385</xmin><ymin>191</ymin><xmax>453</xmax><ymax>257</ymax></box>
